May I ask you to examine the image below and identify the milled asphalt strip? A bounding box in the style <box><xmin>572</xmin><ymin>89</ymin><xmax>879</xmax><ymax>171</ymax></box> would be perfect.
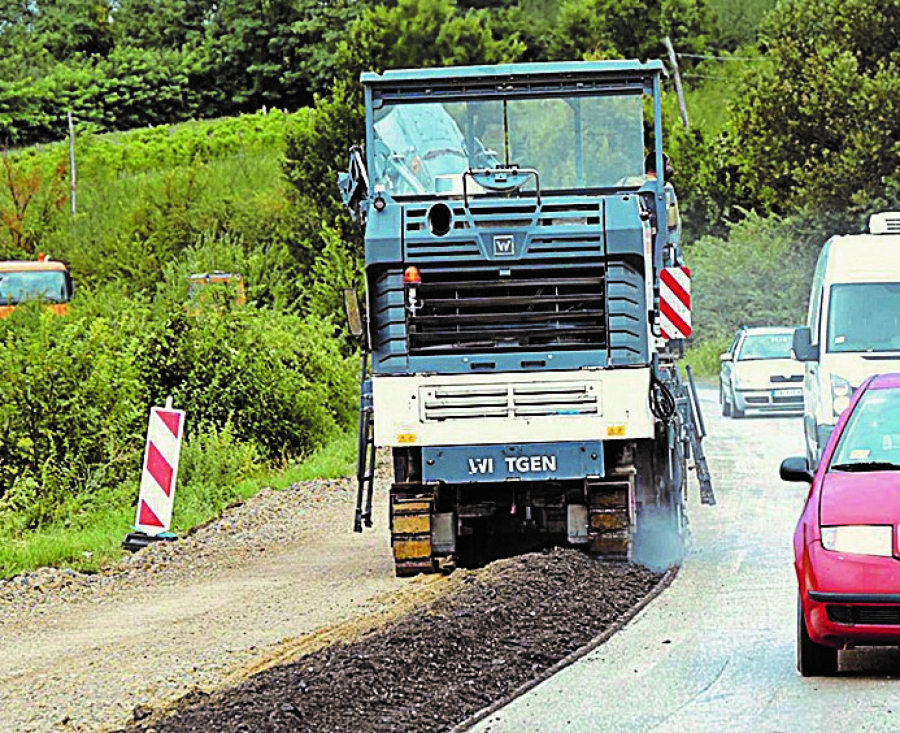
<box><xmin>452</xmin><ymin>565</ymin><xmax>680</xmax><ymax>733</ymax></box>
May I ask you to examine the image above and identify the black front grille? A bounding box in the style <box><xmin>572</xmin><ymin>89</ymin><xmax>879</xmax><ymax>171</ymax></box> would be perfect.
<box><xmin>408</xmin><ymin>268</ymin><xmax>607</xmax><ymax>354</ymax></box>
<box><xmin>773</xmin><ymin>395</ymin><xmax>803</xmax><ymax>404</ymax></box>
<box><xmin>771</xmin><ymin>375</ymin><xmax>803</xmax><ymax>383</ymax></box>
<box><xmin>827</xmin><ymin>605</ymin><xmax>900</xmax><ymax>625</ymax></box>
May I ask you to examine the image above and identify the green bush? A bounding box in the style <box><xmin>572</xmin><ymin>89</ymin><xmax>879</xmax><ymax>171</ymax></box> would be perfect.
<box><xmin>0</xmin><ymin>299</ymin><xmax>150</xmax><ymax>523</ymax></box>
<box><xmin>0</xmin><ymin>290</ymin><xmax>357</xmax><ymax>528</ymax></box>
<box><xmin>170</xmin><ymin>422</ymin><xmax>263</xmax><ymax>531</ymax></box>
<box><xmin>138</xmin><ymin>305</ymin><xmax>356</xmax><ymax>462</ymax></box>
<box><xmin>683</xmin><ymin>336</ymin><xmax>731</xmax><ymax>378</ymax></box>
<box><xmin>687</xmin><ymin>212</ymin><xmax>817</xmax><ymax>343</ymax></box>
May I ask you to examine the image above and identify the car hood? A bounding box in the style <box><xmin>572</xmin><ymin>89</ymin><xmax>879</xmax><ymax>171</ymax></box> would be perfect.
<box><xmin>824</xmin><ymin>353</ymin><xmax>900</xmax><ymax>389</ymax></box>
<box><xmin>733</xmin><ymin>358</ymin><xmax>803</xmax><ymax>385</ymax></box>
<box><xmin>820</xmin><ymin>470</ymin><xmax>900</xmax><ymax>525</ymax></box>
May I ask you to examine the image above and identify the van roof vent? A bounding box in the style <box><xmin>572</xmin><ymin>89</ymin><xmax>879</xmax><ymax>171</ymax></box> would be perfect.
<box><xmin>868</xmin><ymin>212</ymin><xmax>900</xmax><ymax>235</ymax></box>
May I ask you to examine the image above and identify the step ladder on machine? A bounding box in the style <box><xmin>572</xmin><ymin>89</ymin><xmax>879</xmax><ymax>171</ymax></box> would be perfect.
<box><xmin>354</xmin><ymin>359</ymin><xmax>376</xmax><ymax>533</ymax></box>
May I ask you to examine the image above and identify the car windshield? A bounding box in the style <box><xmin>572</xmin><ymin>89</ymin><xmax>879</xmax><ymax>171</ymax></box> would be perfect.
<box><xmin>831</xmin><ymin>389</ymin><xmax>900</xmax><ymax>471</ymax></box>
<box><xmin>371</xmin><ymin>93</ymin><xmax>645</xmax><ymax>197</ymax></box>
<box><xmin>736</xmin><ymin>333</ymin><xmax>794</xmax><ymax>361</ymax></box>
<box><xmin>828</xmin><ymin>283</ymin><xmax>900</xmax><ymax>353</ymax></box>
<box><xmin>0</xmin><ymin>270</ymin><xmax>69</xmax><ymax>305</ymax></box>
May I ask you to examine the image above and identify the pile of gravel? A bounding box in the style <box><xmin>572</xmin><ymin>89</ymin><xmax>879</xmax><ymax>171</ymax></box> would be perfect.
<box><xmin>122</xmin><ymin>548</ymin><xmax>662</xmax><ymax>733</ymax></box>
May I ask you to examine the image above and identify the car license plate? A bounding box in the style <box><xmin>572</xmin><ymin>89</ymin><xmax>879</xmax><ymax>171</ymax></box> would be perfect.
<box><xmin>774</xmin><ymin>388</ymin><xmax>803</xmax><ymax>398</ymax></box>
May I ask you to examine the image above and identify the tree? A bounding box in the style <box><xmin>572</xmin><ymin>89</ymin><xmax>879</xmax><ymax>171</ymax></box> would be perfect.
<box><xmin>282</xmin><ymin>83</ymin><xmax>364</xmax><ymax>271</ymax></box>
<box><xmin>726</xmin><ymin>0</ymin><xmax>900</xmax><ymax>220</ymax></box>
<box><xmin>0</xmin><ymin>151</ymin><xmax>67</xmax><ymax>256</ymax></box>
<box><xmin>200</xmin><ymin>0</ymin><xmax>319</xmax><ymax>114</ymax></box>
<box><xmin>286</xmin><ymin>0</ymin><xmax>368</xmax><ymax>100</ymax></box>
<box><xmin>110</xmin><ymin>0</ymin><xmax>215</xmax><ymax>52</ymax></box>
<box><xmin>30</xmin><ymin>0</ymin><xmax>115</xmax><ymax>60</ymax></box>
<box><xmin>713</xmin><ymin>0</ymin><xmax>778</xmax><ymax>50</ymax></box>
<box><xmin>546</xmin><ymin>0</ymin><xmax>716</xmax><ymax>62</ymax></box>
<box><xmin>334</xmin><ymin>0</ymin><xmax>525</xmax><ymax>84</ymax></box>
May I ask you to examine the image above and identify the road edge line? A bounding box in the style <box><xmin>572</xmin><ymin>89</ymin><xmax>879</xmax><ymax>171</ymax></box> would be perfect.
<box><xmin>451</xmin><ymin>564</ymin><xmax>680</xmax><ymax>732</ymax></box>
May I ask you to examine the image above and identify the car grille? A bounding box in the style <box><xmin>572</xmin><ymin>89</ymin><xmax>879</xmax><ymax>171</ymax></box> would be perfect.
<box><xmin>826</xmin><ymin>605</ymin><xmax>900</xmax><ymax>625</ymax></box>
<box><xmin>745</xmin><ymin>397</ymin><xmax>768</xmax><ymax>405</ymax></box>
<box><xmin>770</xmin><ymin>375</ymin><xmax>803</xmax><ymax>383</ymax></box>
<box><xmin>772</xmin><ymin>395</ymin><xmax>803</xmax><ymax>404</ymax></box>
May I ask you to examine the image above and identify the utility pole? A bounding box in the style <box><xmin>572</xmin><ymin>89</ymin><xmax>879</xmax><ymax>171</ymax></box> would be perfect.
<box><xmin>67</xmin><ymin>111</ymin><xmax>76</xmax><ymax>218</ymax></box>
<box><xmin>664</xmin><ymin>37</ymin><xmax>690</xmax><ymax>129</ymax></box>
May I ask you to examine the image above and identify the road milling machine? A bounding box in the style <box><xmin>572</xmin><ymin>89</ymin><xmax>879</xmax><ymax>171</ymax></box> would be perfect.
<box><xmin>339</xmin><ymin>60</ymin><xmax>714</xmax><ymax>576</ymax></box>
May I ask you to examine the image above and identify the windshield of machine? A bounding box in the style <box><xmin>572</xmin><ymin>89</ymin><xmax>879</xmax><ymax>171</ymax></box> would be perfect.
<box><xmin>372</xmin><ymin>94</ymin><xmax>645</xmax><ymax>196</ymax></box>
<box><xmin>831</xmin><ymin>389</ymin><xmax>900</xmax><ymax>470</ymax></box>
<box><xmin>737</xmin><ymin>332</ymin><xmax>794</xmax><ymax>361</ymax></box>
<box><xmin>828</xmin><ymin>283</ymin><xmax>900</xmax><ymax>353</ymax></box>
<box><xmin>0</xmin><ymin>270</ymin><xmax>69</xmax><ymax>305</ymax></box>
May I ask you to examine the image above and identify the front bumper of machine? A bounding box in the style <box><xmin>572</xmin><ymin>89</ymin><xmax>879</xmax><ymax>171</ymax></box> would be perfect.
<box><xmin>372</xmin><ymin>367</ymin><xmax>655</xmax><ymax>448</ymax></box>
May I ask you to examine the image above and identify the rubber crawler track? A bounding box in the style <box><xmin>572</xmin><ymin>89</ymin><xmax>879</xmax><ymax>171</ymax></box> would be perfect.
<box><xmin>452</xmin><ymin>565</ymin><xmax>680</xmax><ymax>732</ymax></box>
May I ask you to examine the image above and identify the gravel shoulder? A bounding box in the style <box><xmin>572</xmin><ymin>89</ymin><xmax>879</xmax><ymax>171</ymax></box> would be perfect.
<box><xmin>0</xmin><ymin>475</ymin><xmax>424</xmax><ymax>733</ymax></box>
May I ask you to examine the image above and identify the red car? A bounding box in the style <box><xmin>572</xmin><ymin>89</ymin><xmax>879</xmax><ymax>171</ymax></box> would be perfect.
<box><xmin>781</xmin><ymin>373</ymin><xmax>900</xmax><ymax>676</ymax></box>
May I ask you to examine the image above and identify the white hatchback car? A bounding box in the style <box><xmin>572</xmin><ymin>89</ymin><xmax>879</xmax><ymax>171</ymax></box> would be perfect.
<box><xmin>719</xmin><ymin>327</ymin><xmax>804</xmax><ymax>417</ymax></box>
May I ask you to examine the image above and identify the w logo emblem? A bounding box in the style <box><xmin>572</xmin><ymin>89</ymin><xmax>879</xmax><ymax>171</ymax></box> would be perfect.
<box><xmin>493</xmin><ymin>235</ymin><xmax>515</xmax><ymax>257</ymax></box>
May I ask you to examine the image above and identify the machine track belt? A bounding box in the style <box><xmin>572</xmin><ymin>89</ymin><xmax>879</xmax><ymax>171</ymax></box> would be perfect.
<box><xmin>586</xmin><ymin>478</ymin><xmax>631</xmax><ymax>558</ymax></box>
<box><xmin>390</xmin><ymin>484</ymin><xmax>435</xmax><ymax>576</ymax></box>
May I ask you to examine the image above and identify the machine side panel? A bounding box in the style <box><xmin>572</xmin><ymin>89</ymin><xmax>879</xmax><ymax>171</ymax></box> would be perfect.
<box><xmin>370</xmin><ymin>269</ymin><xmax>408</xmax><ymax>373</ymax></box>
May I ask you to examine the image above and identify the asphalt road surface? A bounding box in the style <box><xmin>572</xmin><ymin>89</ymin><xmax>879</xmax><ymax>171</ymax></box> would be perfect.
<box><xmin>474</xmin><ymin>388</ymin><xmax>900</xmax><ymax>733</ymax></box>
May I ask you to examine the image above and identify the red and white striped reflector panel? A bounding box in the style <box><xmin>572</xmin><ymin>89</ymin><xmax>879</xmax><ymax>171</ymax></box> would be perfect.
<box><xmin>135</xmin><ymin>406</ymin><xmax>185</xmax><ymax>535</ymax></box>
<box><xmin>660</xmin><ymin>266</ymin><xmax>692</xmax><ymax>340</ymax></box>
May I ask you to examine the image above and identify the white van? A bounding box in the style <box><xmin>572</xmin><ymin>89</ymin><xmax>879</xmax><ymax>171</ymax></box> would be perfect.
<box><xmin>793</xmin><ymin>211</ymin><xmax>900</xmax><ymax>465</ymax></box>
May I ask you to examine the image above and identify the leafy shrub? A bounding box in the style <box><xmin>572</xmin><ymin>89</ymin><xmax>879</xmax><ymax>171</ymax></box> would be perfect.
<box><xmin>723</xmin><ymin>0</ymin><xmax>900</xmax><ymax>219</ymax></box>
<box><xmin>0</xmin><ymin>299</ymin><xmax>150</xmax><ymax>519</ymax></box>
<box><xmin>139</xmin><ymin>305</ymin><xmax>357</xmax><ymax>462</ymax></box>
<box><xmin>687</xmin><ymin>212</ymin><xmax>818</xmax><ymax>343</ymax></box>
<box><xmin>0</xmin><ymin>151</ymin><xmax>69</xmax><ymax>257</ymax></box>
<box><xmin>0</xmin><ymin>289</ymin><xmax>356</xmax><ymax>528</ymax></box>
<box><xmin>169</xmin><ymin>422</ymin><xmax>264</xmax><ymax>531</ymax></box>
<box><xmin>179</xmin><ymin>421</ymin><xmax>262</xmax><ymax>491</ymax></box>
<box><xmin>683</xmin><ymin>336</ymin><xmax>731</xmax><ymax>377</ymax></box>
<box><xmin>73</xmin><ymin>110</ymin><xmax>299</xmax><ymax>178</ymax></box>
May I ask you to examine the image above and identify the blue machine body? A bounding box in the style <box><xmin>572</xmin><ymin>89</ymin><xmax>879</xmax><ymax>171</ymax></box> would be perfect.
<box><xmin>351</xmin><ymin>60</ymin><xmax>672</xmax><ymax>380</ymax></box>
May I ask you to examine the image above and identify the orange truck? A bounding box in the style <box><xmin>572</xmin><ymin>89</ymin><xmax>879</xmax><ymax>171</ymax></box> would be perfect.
<box><xmin>0</xmin><ymin>254</ymin><xmax>74</xmax><ymax>318</ymax></box>
<box><xmin>187</xmin><ymin>272</ymin><xmax>246</xmax><ymax>309</ymax></box>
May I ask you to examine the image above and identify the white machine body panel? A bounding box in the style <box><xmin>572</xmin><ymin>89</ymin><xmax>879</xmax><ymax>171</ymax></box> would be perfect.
<box><xmin>373</xmin><ymin>367</ymin><xmax>654</xmax><ymax>447</ymax></box>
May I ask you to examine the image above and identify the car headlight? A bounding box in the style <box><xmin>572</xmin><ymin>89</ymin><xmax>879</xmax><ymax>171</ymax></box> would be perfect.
<box><xmin>820</xmin><ymin>525</ymin><xmax>894</xmax><ymax>557</ymax></box>
<box><xmin>830</xmin><ymin>374</ymin><xmax>853</xmax><ymax>416</ymax></box>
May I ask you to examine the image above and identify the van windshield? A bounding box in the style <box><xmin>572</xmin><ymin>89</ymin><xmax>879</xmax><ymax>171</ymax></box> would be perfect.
<box><xmin>0</xmin><ymin>270</ymin><xmax>70</xmax><ymax>305</ymax></box>
<box><xmin>828</xmin><ymin>283</ymin><xmax>900</xmax><ymax>353</ymax></box>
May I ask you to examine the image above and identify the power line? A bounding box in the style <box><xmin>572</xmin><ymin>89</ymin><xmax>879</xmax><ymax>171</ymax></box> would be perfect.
<box><xmin>677</xmin><ymin>52</ymin><xmax>766</xmax><ymax>62</ymax></box>
<box><xmin>681</xmin><ymin>72</ymin><xmax>743</xmax><ymax>81</ymax></box>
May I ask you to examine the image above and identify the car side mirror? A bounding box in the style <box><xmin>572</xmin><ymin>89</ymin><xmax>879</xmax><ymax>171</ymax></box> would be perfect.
<box><xmin>720</xmin><ymin>353</ymin><xmax>733</xmax><ymax>362</ymax></box>
<box><xmin>792</xmin><ymin>327</ymin><xmax>819</xmax><ymax>362</ymax></box>
<box><xmin>780</xmin><ymin>456</ymin><xmax>814</xmax><ymax>483</ymax></box>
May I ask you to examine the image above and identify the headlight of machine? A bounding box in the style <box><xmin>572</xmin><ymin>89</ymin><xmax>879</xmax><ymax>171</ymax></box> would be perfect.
<box><xmin>830</xmin><ymin>374</ymin><xmax>853</xmax><ymax>416</ymax></box>
<box><xmin>820</xmin><ymin>525</ymin><xmax>894</xmax><ymax>557</ymax></box>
